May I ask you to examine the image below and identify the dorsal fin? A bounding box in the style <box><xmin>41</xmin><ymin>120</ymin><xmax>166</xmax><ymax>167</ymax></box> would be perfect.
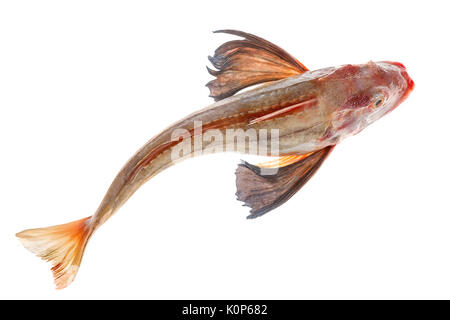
<box><xmin>235</xmin><ymin>146</ymin><xmax>334</xmax><ymax>219</ymax></box>
<box><xmin>206</xmin><ymin>30</ymin><xmax>308</xmax><ymax>101</ymax></box>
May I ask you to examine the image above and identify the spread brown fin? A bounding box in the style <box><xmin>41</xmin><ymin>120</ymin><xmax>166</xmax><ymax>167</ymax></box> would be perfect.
<box><xmin>207</xmin><ymin>30</ymin><xmax>308</xmax><ymax>101</ymax></box>
<box><xmin>235</xmin><ymin>146</ymin><xmax>335</xmax><ymax>219</ymax></box>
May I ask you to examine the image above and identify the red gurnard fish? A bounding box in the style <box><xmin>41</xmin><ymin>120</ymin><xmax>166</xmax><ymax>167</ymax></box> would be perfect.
<box><xmin>16</xmin><ymin>30</ymin><xmax>414</xmax><ymax>289</ymax></box>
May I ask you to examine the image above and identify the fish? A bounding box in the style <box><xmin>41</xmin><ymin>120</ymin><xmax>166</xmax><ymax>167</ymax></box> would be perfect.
<box><xmin>16</xmin><ymin>30</ymin><xmax>414</xmax><ymax>289</ymax></box>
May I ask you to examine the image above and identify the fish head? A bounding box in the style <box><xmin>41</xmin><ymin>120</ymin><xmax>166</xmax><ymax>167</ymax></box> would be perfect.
<box><xmin>326</xmin><ymin>61</ymin><xmax>414</xmax><ymax>140</ymax></box>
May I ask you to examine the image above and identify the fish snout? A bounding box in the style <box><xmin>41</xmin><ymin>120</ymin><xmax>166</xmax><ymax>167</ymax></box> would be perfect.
<box><xmin>383</xmin><ymin>61</ymin><xmax>414</xmax><ymax>101</ymax></box>
<box><xmin>402</xmin><ymin>69</ymin><xmax>415</xmax><ymax>92</ymax></box>
<box><xmin>400</xmin><ymin>68</ymin><xmax>414</xmax><ymax>102</ymax></box>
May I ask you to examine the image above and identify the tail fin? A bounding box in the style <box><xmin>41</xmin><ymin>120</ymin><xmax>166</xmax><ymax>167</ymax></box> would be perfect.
<box><xmin>16</xmin><ymin>216</ymin><xmax>93</xmax><ymax>289</ymax></box>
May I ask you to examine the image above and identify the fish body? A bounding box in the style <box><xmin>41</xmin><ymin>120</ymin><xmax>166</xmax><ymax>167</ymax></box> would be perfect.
<box><xmin>16</xmin><ymin>30</ymin><xmax>414</xmax><ymax>289</ymax></box>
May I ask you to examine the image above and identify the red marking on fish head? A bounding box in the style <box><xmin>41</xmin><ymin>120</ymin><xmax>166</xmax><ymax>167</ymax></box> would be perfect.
<box><xmin>400</xmin><ymin>69</ymin><xmax>414</xmax><ymax>102</ymax></box>
<box><xmin>342</xmin><ymin>94</ymin><xmax>371</xmax><ymax>110</ymax></box>
<box><xmin>400</xmin><ymin>68</ymin><xmax>415</xmax><ymax>102</ymax></box>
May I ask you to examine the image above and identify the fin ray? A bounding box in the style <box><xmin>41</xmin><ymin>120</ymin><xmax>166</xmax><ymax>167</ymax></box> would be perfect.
<box><xmin>207</xmin><ymin>30</ymin><xmax>308</xmax><ymax>101</ymax></box>
<box><xmin>16</xmin><ymin>216</ymin><xmax>93</xmax><ymax>289</ymax></box>
<box><xmin>236</xmin><ymin>146</ymin><xmax>334</xmax><ymax>218</ymax></box>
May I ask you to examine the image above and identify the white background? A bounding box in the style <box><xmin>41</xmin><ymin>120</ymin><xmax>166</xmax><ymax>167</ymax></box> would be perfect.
<box><xmin>1</xmin><ymin>0</ymin><xmax>449</xmax><ymax>299</ymax></box>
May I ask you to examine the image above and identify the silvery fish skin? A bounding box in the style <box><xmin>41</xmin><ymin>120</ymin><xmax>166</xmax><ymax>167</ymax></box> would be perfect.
<box><xmin>16</xmin><ymin>30</ymin><xmax>414</xmax><ymax>289</ymax></box>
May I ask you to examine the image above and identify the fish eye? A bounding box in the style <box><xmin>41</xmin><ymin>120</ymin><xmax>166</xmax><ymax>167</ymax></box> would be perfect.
<box><xmin>372</xmin><ymin>94</ymin><xmax>385</xmax><ymax>108</ymax></box>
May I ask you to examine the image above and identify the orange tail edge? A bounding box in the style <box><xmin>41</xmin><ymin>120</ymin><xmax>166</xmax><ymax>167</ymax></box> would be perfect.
<box><xmin>16</xmin><ymin>216</ymin><xmax>93</xmax><ymax>289</ymax></box>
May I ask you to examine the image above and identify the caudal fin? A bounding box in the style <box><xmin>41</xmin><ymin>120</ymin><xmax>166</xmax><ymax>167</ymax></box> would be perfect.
<box><xmin>16</xmin><ymin>216</ymin><xmax>93</xmax><ymax>289</ymax></box>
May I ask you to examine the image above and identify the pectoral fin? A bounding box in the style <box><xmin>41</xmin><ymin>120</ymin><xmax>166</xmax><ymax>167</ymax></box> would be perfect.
<box><xmin>235</xmin><ymin>146</ymin><xmax>334</xmax><ymax>219</ymax></box>
<box><xmin>207</xmin><ymin>30</ymin><xmax>308</xmax><ymax>101</ymax></box>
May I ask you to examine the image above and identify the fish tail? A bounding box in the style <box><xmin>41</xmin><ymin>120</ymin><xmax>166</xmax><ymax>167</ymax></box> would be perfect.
<box><xmin>16</xmin><ymin>216</ymin><xmax>94</xmax><ymax>289</ymax></box>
